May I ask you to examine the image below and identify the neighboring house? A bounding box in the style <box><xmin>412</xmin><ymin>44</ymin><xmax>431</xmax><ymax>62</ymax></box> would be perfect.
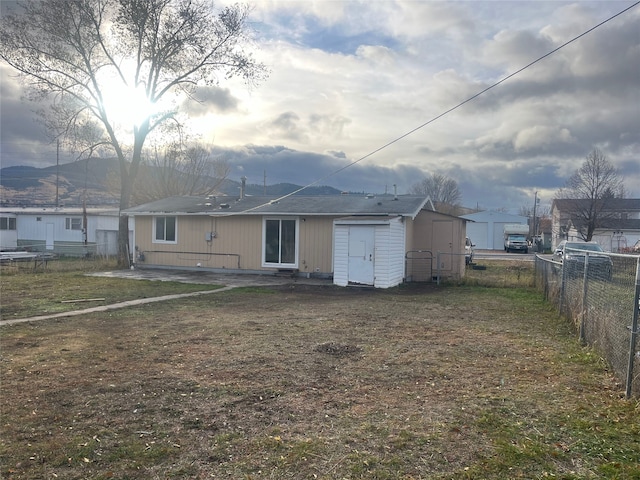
<box><xmin>551</xmin><ymin>198</ymin><xmax>640</xmax><ymax>252</ymax></box>
<box><xmin>124</xmin><ymin>194</ymin><xmax>469</xmax><ymax>288</ymax></box>
<box><xmin>536</xmin><ymin>217</ymin><xmax>553</xmax><ymax>252</ymax></box>
<box><xmin>0</xmin><ymin>206</ymin><xmax>131</xmax><ymax>257</ymax></box>
<box><xmin>460</xmin><ymin>211</ymin><xmax>528</xmax><ymax>250</ymax></box>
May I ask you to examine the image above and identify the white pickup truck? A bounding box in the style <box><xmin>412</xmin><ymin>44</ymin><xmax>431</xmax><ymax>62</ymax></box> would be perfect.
<box><xmin>503</xmin><ymin>224</ymin><xmax>529</xmax><ymax>253</ymax></box>
<box><xmin>465</xmin><ymin>237</ymin><xmax>474</xmax><ymax>265</ymax></box>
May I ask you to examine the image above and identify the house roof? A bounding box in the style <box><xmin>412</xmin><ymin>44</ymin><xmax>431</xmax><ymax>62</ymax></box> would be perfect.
<box><xmin>0</xmin><ymin>206</ymin><xmax>120</xmax><ymax>216</ymax></box>
<box><xmin>461</xmin><ymin>210</ymin><xmax>528</xmax><ymax>223</ymax></box>
<box><xmin>552</xmin><ymin>198</ymin><xmax>640</xmax><ymax>213</ymax></box>
<box><xmin>123</xmin><ymin>194</ymin><xmax>433</xmax><ymax>219</ymax></box>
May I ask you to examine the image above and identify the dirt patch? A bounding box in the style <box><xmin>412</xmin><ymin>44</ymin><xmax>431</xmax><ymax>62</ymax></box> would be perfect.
<box><xmin>313</xmin><ymin>342</ymin><xmax>362</xmax><ymax>355</ymax></box>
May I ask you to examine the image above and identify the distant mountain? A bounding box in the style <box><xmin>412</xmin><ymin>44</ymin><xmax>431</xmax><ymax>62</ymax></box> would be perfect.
<box><xmin>242</xmin><ymin>182</ymin><xmax>342</xmax><ymax>196</ymax></box>
<box><xmin>0</xmin><ymin>166</ymin><xmax>44</xmax><ymax>189</ymax></box>
<box><xmin>0</xmin><ymin>159</ymin><xmax>342</xmax><ymax>207</ymax></box>
<box><xmin>1</xmin><ymin>165</ymin><xmax>40</xmax><ymax>175</ymax></box>
<box><xmin>0</xmin><ymin>158</ymin><xmax>121</xmax><ymax>206</ymax></box>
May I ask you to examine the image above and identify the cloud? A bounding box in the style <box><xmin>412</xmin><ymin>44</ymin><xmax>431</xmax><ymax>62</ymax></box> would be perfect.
<box><xmin>0</xmin><ymin>65</ymin><xmax>61</xmax><ymax>167</ymax></box>
<box><xmin>513</xmin><ymin>126</ymin><xmax>576</xmax><ymax>153</ymax></box>
<box><xmin>482</xmin><ymin>29</ymin><xmax>555</xmax><ymax>71</ymax></box>
<box><xmin>181</xmin><ymin>86</ymin><xmax>240</xmax><ymax>116</ymax></box>
<box><xmin>2</xmin><ymin>1</ymin><xmax>639</xmax><ymax>212</ymax></box>
<box><xmin>262</xmin><ymin>111</ymin><xmax>307</xmax><ymax>142</ymax></box>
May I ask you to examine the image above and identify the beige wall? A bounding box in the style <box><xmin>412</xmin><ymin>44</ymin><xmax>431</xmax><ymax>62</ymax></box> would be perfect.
<box><xmin>408</xmin><ymin>209</ymin><xmax>466</xmax><ymax>280</ymax></box>
<box><xmin>133</xmin><ymin>210</ymin><xmax>466</xmax><ymax>279</ymax></box>
<box><xmin>297</xmin><ymin>216</ymin><xmax>335</xmax><ymax>275</ymax></box>
<box><xmin>133</xmin><ymin>214</ymin><xmax>336</xmax><ymax>273</ymax></box>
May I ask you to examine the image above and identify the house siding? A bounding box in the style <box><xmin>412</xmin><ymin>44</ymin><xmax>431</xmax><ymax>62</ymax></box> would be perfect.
<box><xmin>404</xmin><ymin>217</ymin><xmax>429</xmax><ymax>281</ymax></box>
<box><xmin>410</xmin><ymin>209</ymin><xmax>466</xmax><ymax>280</ymax></box>
<box><xmin>135</xmin><ymin>214</ymin><xmax>337</xmax><ymax>274</ymax></box>
<box><xmin>373</xmin><ymin>217</ymin><xmax>405</xmax><ymax>288</ymax></box>
<box><xmin>3</xmin><ymin>211</ymin><xmax>124</xmax><ymax>256</ymax></box>
<box><xmin>135</xmin><ymin>215</ymin><xmax>262</xmax><ymax>270</ymax></box>
<box><xmin>298</xmin><ymin>216</ymin><xmax>334</xmax><ymax>275</ymax></box>
<box><xmin>333</xmin><ymin>225</ymin><xmax>350</xmax><ymax>286</ymax></box>
<box><xmin>569</xmin><ymin>229</ymin><xmax>640</xmax><ymax>253</ymax></box>
<box><xmin>389</xmin><ymin>217</ymin><xmax>406</xmax><ymax>285</ymax></box>
<box><xmin>125</xmin><ymin>196</ymin><xmax>467</xmax><ymax>284</ymax></box>
<box><xmin>373</xmin><ymin>225</ymin><xmax>390</xmax><ymax>287</ymax></box>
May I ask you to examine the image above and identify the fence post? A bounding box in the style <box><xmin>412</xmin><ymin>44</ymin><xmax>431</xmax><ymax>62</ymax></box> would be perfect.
<box><xmin>579</xmin><ymin>253</ymin><xmax>590</xmax><ymax>344</ymax></box>
<box><xmin>543</xmin><ymin>258</ymin><xmax>549</xmax><ymax>300</ymax></box>
<box><xmin>625</xmin><ymin>256</ymin><xmax>640</xmax><ymax>399</ymax></box>
<box><xmin>559</xmin><ymin>253</ymin><xmax>567</xmax><ymax>316</ymax></box>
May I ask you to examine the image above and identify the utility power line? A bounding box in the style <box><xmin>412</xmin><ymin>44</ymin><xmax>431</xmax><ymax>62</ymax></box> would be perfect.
<box><xmin>255</xmin><ymin>0</ymin><xmax>639</xmax><ymax>209</ymax></box>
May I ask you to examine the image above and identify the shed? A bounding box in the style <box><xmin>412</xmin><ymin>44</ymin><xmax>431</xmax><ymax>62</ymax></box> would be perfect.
<box><xmin>333</xmin><ymin>216</ymin><xmax>405</xmax><ymax>288</ymax></box>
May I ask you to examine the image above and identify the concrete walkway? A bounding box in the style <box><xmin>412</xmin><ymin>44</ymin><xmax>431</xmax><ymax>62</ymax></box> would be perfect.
<box><xmin>86</xmin><ymin>268</ymin><xmax>332</xmax><ymax>287</ymax></box>
<box><xmin>1</xmin><ymin>268</ymin><xmax>332</xmax><ymax>327</ymax></box>
<box><xmin>0</xmin><ymin>287</ymin><xmax>235</xmax><ymax>326</ymax></box>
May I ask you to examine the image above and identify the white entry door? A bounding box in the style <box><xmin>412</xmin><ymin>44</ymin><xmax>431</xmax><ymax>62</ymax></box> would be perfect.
<box><xmin>46</xmin><ymin>223</ymin><xmax>54</xmax><ymax>250</ymax></box>
<box><xmin>348</xmin><ymin>226</ymin><xmax>375</xmax><ymax>285</ymax></box>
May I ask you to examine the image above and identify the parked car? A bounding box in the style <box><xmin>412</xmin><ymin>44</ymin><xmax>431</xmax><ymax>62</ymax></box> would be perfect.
<box><xmin>633</xmin><ymin>239</ymin><xmax>640</xmax><ymax>253</ymax></box>
<box><xmin>553</xmin><ymin>240</ymin><xmax>567</xmax><ymax>260</ymax></box>
<box><xmin>557</xmin><ymin>241</ymin><xmax>613</xmax><ymax>280</ymax></box>
<box><xmin>465</xmin><ymin>237</ymin><xmax>475</xmax><ymax>265</ymax></box>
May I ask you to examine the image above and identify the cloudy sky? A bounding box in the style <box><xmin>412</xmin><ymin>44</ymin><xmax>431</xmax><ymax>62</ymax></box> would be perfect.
<box><xmin>1</xmin><ymin>0</ymin><xmax>639</xmax><ymax>212</ymax></box>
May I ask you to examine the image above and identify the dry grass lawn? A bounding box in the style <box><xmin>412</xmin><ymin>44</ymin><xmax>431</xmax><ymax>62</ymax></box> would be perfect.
<box><xmin>1</xmin><ymin>262</ymin><xmax>639</xmax><ymax>479</ymax></box>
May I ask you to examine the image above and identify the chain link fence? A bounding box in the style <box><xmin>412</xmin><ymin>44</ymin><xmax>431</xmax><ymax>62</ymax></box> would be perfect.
<box><xmin>535</xmin><ymin>251</ymin><xmax>640</xmax><ymax>398</ymax></box>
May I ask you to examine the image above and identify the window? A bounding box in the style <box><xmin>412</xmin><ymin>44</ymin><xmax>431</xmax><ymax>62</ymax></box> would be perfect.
<box><xmin>263</xmin><ymin>218</ymin><xmax>297</xmax><ymax>267</ymax></box>
<box><xmin>154</xmin><ymin>216</ymin><xmax>177</xmax><ymax>243</ymax></box>
<box><xmin>0</xmin><ymin>217</ymin><xmax>16</xmax><ymax>230</ymax></box>
<box><xmin>65</xmin><ymin>217</ymin><xmax>82</xmax><ymax>230</ymax></box>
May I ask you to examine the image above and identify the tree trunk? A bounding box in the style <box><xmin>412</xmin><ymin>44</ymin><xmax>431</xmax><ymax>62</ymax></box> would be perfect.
<box><xmin>117</xmin><ymin>214</ymin><xmax>130</xmax><ymax>267</ymax></box>
<box><xmin>117</xmin><ymin>157</ymin><xmax>132</xmax><ymax>267</ymax></box>
<box><xmin>117</xmin><ymin>126</ymin><xmax>148</xmax><ymax>267</ymax></box>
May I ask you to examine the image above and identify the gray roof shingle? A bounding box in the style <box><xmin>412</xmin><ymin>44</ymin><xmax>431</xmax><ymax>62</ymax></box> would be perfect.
<box><xmin>123</xmin><ymin>194</ymin><xmax>432</xmax><ymax>218</ymax></box>
<box><xmin>552</xmin><ymin>198</ymin><xmax>640</xmax><ymax>212</ymax></box>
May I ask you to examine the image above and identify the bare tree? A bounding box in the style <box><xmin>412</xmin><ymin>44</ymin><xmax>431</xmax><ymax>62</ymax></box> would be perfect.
<box><xmin>133</xmin><ymin>143</ymin><xmax>230</xmax><ymax>204</ymax></box>
<box><xmin>556</xmin><ymin>148</ymin><xmax>625</xmax><ymax>241</ymax></box>
<box><xmin>0</xmin><ymin>0</ymin><xmax>267</xmax><ymax>265</ymax></box>
<box><xmin>519</xmin><ymin>203</ymin><xmax>549</xmax><ymax>234</ymax></box>
<box><xmin>409</xmin><ymin>173</ymin><xmax>462</xmax><ymax>214</ymax></box>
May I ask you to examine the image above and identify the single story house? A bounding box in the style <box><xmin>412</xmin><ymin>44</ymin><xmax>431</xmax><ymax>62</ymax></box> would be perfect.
<box><xmin>123</xmin><ymin>194</ymin><xmax>469</xmax><ymax>288</ymax></box>
<box><xmin>460</xmin><ymin>210</ymin><xmax>528</xmax><ymax>250</ymax></box>
<box><xmin>551</xmin><ymin>198</ymin><xmax>640</xmax><ymax>252</ymax></box>
<box><xmin>0</xmin><ymin>206</ymin><xmax>131</xmax><ymax>257</ymax></box>
<box><xmin>564</xmin><ymin>219</ymin><xmax>640</xmax><ymax>253</ymax></box>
